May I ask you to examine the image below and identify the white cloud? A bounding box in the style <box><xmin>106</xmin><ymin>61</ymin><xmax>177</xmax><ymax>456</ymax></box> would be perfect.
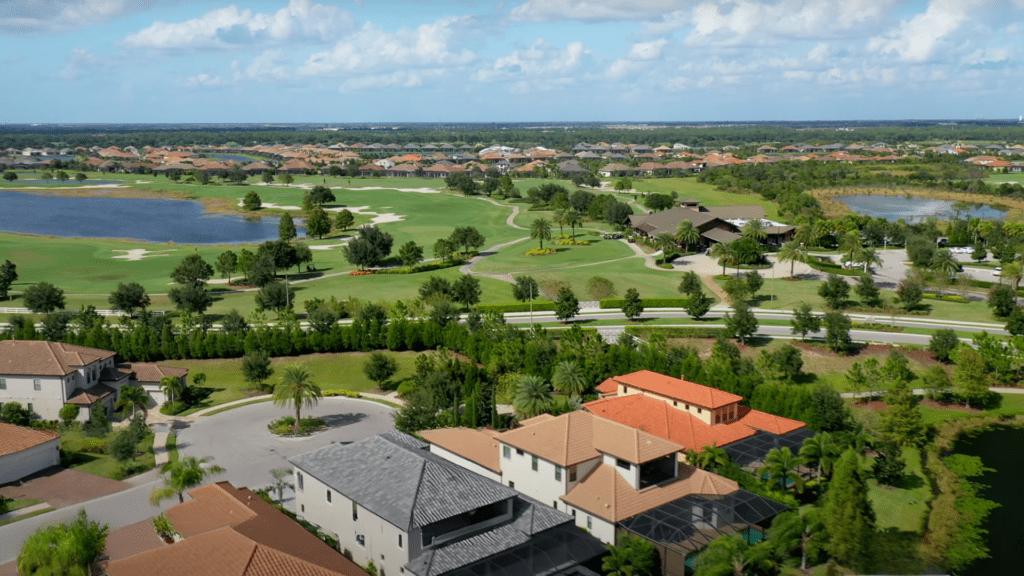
<box><xmin>473</xmin><ymin>39</ymin><xmax>588</xmax><ymax>83</ymax></box>
<box><xmin>681</xmin><ymin>0</ymin><xmax>890</xmax><ymax>46</ymax></box>
<box><xmin>57</xmin><ymin>47</ymin><xmax>104</xmax><ymax>80</ymax></box>
<box><xmin>244</xmin><ymin>50</ymin><xmax>292</xmax><ymax>81</ymax></box>
<box><xmin>122</xmin><ymin>0</ymin><xmax>354</xmax><ymax>49</ymax></box>
<box><xmin>184</xmin><ymin>73</ymin><xmax>227</xmax><ymax>88</ymax></box>
<box><xmin>628</xmin><ymin>38</ymin><xmax>669</xmax><ymax>60</ymax></box>
<box><xmin>0</xmin><ymin>0</ymin><xmax>158</xmax><ymax>34</ymax></box>
<box><xmin>299</xmin><ymin>16</ymin><xmax>475</xmax><ymax>76</ymax></box>
<box><xmin>807</xmin><ymin>42</ymin><xmax>829</xmax><ymax>63</ymax></box>
<box><xmin>508</xmin><ymin>0</ymin><xmax>688</xmax><ymax>22</ymax></box>
<box><xmin>340</xmin><ymin>69</ymin><xmax>444</xmax><ymax>92</ymax></box>
<box><xmin>962</xmin><ymin>47</ymin><xmax>1011</xmax><ymax>65</ymax></box>
<box><xmin>866</xmin><ymin>0</ymin><xmax>971</xmax><ymax>62</ymax></box>
<box><xmin>664</xmin><ymin>76</ymin><xmax>690</xmax><ymax>91</ymax></box>
<box><xmin>784</xmin><ymin>70</ymin><xmax>814</xmax><ymax>81</ymax></box>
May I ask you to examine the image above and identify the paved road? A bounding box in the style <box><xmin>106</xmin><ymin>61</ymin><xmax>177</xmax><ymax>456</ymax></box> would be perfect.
<box><xmin>0</xmin><ymin>397</ymin><xmax>395</xmax><ymax>565</ymax></box>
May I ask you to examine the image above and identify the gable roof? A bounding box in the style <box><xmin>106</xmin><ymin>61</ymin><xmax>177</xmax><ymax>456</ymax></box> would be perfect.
<box><xmin>106</xmin><ymin>482</ymin><xmax>365</xmax><ymax>576</ymax></box>
<box><xmin>496</xmin><ymin>410</ymin><xmax>682</xmax><ymax>466</ymax></box>
<box><xmin>121</xmin><ymin>362</ymin><xmax>188</xmax><ymax>383</ymax></box>
<box><xmin>419</xmin><ymin>428</ymin><xmax>502</xmax><ymax>473</ymax></box>
<box><xmin>628</xmin><ymin>207</ymin><xmax>720</xmax><ymax>235</ymax></box>
<box><xmin>0</xmin><ymin>341</ymin><xmax>115</xmax><ymax>377</ymax></box>
<box><xmin>290</xmin><ymin>432</ymin><xmax>515</xmax><ymax>531</ymax></box>
<box><xmin>561</xmin><ymin>463</ymin><xmax>738</xmax><ymax>523</ymax></box>
<box><xmin>603</xmin><ymin>370</ymin><xmax>744</xmax><ymax>408</ymax></box>
<box><xmin>0</xmin><ymin>422</ymin><xmax>60</xmax><ymax>457</ymax></box>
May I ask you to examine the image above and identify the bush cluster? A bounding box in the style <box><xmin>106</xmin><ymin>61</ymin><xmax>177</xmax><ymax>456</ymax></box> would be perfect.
<box><xmin>599</xmin><ymin>297</ymin><xmax>690</xmax><ymax>309</ymax></box>
<box><xmin>268</xmin><ymin>416</ymin><xmax>326</xmax><ymax>436</ymax></box>
<box><xmin>477</xmin><ymin>301</ymin><xmax>556</xmax><ymax>313</ymax></box>
<box><xmin>376</xmin><ymin>259</ymin><xmax>465</xmax><ymax>275</ymax></box>
<box><xmin>524</xmin><ymin>247</ymin><xmax>556</xmax><ymax>256</ymax></box>
<box><xmin>349</xmin><ymin>270</ymin><xmax>375</xmax><ymax>276</ymax></box>
<box><xmin>554</xmin><ymin>239</ymin><xmax>590</xmax><ymax>246</ymax></box>
<box><xmin>159</xmin><ymin>401</ymin><xmax>188</xmax><ymax>416</ymax></box>
<box><xmin>921</xmin><ymin>293</ymin><xmax>969</xmax><ymax>303</ymax></box>
<box><xmin>321</xmin><ymin>389</ymin><xmax>361</xmax><ymax>398</ymax></box>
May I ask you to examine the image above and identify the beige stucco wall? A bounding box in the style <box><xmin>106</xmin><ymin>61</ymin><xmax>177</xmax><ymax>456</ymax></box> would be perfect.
<box><xmin>499</xmin><ymin>442</ymin><xmax>573</xmax><ymax>512</ymax></box>
<box><xmin>565</xmin><ymin>504</ymin><xmax>617</xmax><ymax>544</ymax></box>
<box><xmin>617</xmin><ymin>384</ymin><xmax>739</xmax><ymax>426</ymax></box>
<box><xmin>0</xmin><ymin>375</ymin><xmax>67</xmax><ymax>420</ymax></box>
<box><xmin>0</xmin><ymin>438</ymin><xmax>59</xmax><ymax>484</ymax></box>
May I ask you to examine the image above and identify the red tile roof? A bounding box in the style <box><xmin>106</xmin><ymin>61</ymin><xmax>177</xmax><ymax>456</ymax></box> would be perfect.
<box><xmin>120</xmin><ymin>363</ymin><xmax>188</xmax><ymax>384</ymax></box>
<box><xmin>0</xmin><ymin>422</ymin><xmax>60</xmax><ymax>457</ymax></box>
<box><xmin>0</xmin><ymin>341</ymin><xmax>115</xmax><ymax>377</ymax></box>
<box><xmin>419</xmin><ymin>428</ymin><xmax>502</xmax><ymax>473</ymax></box>
<box><xmin>601</xmin><ymin>370</ymin><xmax>744</xmax><ymax>409</ymax></box>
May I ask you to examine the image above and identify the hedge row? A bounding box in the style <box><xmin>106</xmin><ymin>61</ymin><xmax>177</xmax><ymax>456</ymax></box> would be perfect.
<box><xmin>477</xmin><ymin>301</ymin><xmax>556</xmax><ymax>313</ymax></box>
<box><xmin>807</xmin><ymin>259</ymin><xmax>869</xmax><ymax>278</ymax></box>
<box><xmin>625</xmin><ymin>326</ymin><xmax>729</xmax><ymax>339</ymax></box>
<box><xmin>322</xmin><ymin>389</ymin><xmax>361</xmax><ymax>398</ymax></box>
<box><xmin>600</xmin><ymin>297</ymin><xmax>690</xmax><ymax>309</ymax></box>
<box><xmin>376</xmin><ymin>259</ymin><xmax>465</xmax><ymax>275</ymax></box>
<box><xmin>922</xmin><ymin>293</ymin><xmax>970</xmax><ymax>303</ymax></box>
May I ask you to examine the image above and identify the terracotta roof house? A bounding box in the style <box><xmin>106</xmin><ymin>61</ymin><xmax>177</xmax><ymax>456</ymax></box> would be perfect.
<box><xmin>0</xmin><ymin>422</ymin><xmax>60</xmax><ymax>484</ymax></box>
<box><xmin>104</xmin><ymin>482</ymin><xmax>366</xmax><ymax>576</ymax></box>
<box><xmin>590</xmin><ymin>370</ymin><xmax>811</xmax><ymax>466</ymax></box>
<box><xmin>421</xmin><ymin>412</ymin><xmax>788</xmax><ymax>576</ymax></box>
<box><xmin>0</xmin><ymin>341</ymin><xmax>187</xmax><ymax>423</ymax></box>
<box><xmin>290</xmin><ymin>432</ymin><xmax>604</xmax><ymax>576</ymax></box>
<box><xmin>280</xmin><ymin>159</ymin><xmax>315</xmax><ymax>174</ymax></box>
<box><xmin>598</xmin><ymin>163</ymin><xmax>634</xmax><ymax>177</ymax></box>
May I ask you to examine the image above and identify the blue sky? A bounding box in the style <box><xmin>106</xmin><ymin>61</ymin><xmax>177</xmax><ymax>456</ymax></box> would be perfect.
<box><xmin>1</xmin><ymin>0</ymin><xmax>1022</xmax><ymax>123</ymax></box>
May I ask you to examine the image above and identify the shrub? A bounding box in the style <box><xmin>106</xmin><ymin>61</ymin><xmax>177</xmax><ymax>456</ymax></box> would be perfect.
<box><xmin>376</xmin><ymin>259</ymin><xmax>465</xmax><ymax>275</ymax></box>
<box><xmin>922</xmin><ymin>293</ymin><xmax>969</xmax><ymax>303</ymax></box>
<box><xmin>624</xmin><ymin>326</ymin><xmax>729</xmax><ymax>339</ymax></box>
<box><xmin>80</xmin><ymin>438</ymin><xmax>108</xmax><ymax>454</ymax></box>
<box><xmin>600</xmin><ymin>297</ymin><xmax>689</xmax><ymax>309</ymax></box>
<box><xmin>320</xmin><ymin>389</ymin><xmax>362</xmax><ymax>398</ymax></box>
<box><xmin>524</xmin><ymin>247</ymin><xmax>556</xmax><ymax>256</ymax></box>
<box><xmin>159</xmin><ymin>401</ymin><xmax>188</xmax><ymax>416</ymax></box>
<box><xmin>396</xmin><ymin>381</ymin><xmax>415</xmax><ymax>397</ymax></box>
<box><xmin>59</xmin><ymin>404</ymin><xmax>80</xmax><ymax>426</ymax></box>
<box><xmin>349</xmin><ymin>270</ymin><xmax>376</xmax><ymax>276</ymax></box>
<box><xmin>477</xmin><ymin>301</ymin><xmax>556</xmax><ymax>314</ymax></box>
<box><xmin>268</xmin><ymin>416</ymin><xmax>326</xmax><ymax>436</ymax></box>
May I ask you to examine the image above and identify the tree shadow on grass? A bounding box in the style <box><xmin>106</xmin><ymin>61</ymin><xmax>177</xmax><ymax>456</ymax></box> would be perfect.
<box><xmin>892</xmin><ymin>473</ymin><xmax>926</xmax><ymax>490</ymax></box>
<box><xmin>60</xmin><ymin>452</ymin><xmax>101</xmax><ymax>468</ymax></box>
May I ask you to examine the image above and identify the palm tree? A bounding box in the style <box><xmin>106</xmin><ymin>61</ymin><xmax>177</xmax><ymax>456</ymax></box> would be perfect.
<box><xmin>858</xmin><ymin>246</ymin><xmax>882</xmax><ymax>273</ymax></box>
<box><xmin>150</xmin><ymin>456</ymin><xmax>225</xmax><ymax>505</ymax></box>
<box><xmin>675</xmin><ymin>220</ymin><xmax>700</xmax><ymax>252</ymax></box>
<box><xmin>930</xmin><ymin>248</ymin><xmax>960</xmax><ymax>278</ymax></box>
<box><xmin>530</xmin><ymin>218</ymin><xmax>552</xmax><ymax>250</ymax></box>
<box><xmin>115</xmin><ymin>385</ymin><xmax>149</xmax><ymax>422</ymax></box>
<box><xmin>1003</xmin><ymin>261</ymin><xmax>1024</xmax><ymax>290</ymax></box>
<box><xmin>553</xmin><ymin>208</ymin><xmax>567</xmax><ymax>237</ymax></box>
<box><xmin>758</xmin><ymin>447</ymin><xmax>804</xmax><ymax>493</ymax></box>
<box><xmin>552</xmin><ymin>360</ymin><xmax>587</xmax><ymax>399</ymax></box>
<box><xmin>270</xmin><ymin>468</ymin><xmax>294</xmax><ymax>504</ymax></box>
<box><xmin>777</xmin><ymin>241</ymin><xmax>808</xmax><ymax>278</ymax></box>
<box><xmin>698</xmin><ymin>442</ymin><xmax>730</xmax><ymax>473</ymax></box>
<box><xmin>160</xmin><ymin>376</ymin><xmax>184</xmax><ymax>405</ymax></box>
<box><xmin>709</xmin><ymin>241</ymin><xmax>735</xmax><ymax>276</ymax></box>
<box><xmin>567</xmin><ymin>209</ymin><xmax>582</xmax><ymax>239</ymax></box>
<box><xmin>838</xmin><ymin>230</ymin><xmax>862</xmax><ymax>267</ymax></box>
<box><xmin>513</xmin><ymin>375</ymin><xmax>552</xmax><ymax>419</ymax></box>
<box><xmin>273</xmin><ymin>364</ymin><xmax>323</xmax><ymax>433</ymax></box>
<box><xmin>695</xmin><ymin>533</ymin><xmax>777</xmax><ymax>576</ymax></box>
<box><xmin>799</xmin><ymin>432</ymin><xmax>840</xmax><ymax>488</ymax></box>
<box><xmin>741</xmin><ymin>219</ymin><xmax>767</xmax><ymax>242</ymax></box>
<box><xmin>655</xmin><ymin>232</ymin><xmax>677</xmax><ymax>259</ymax></box>
<box><xmin>768</xmin><ymin>510</ymin><xmax>824</xmax><ymax>572</ymax></box>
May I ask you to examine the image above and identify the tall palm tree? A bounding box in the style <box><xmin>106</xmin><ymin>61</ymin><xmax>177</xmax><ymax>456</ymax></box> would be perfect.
<box><xmin>799</xmin><ymin>432</ymin><xmax>840</xmax><ymax>488</ymax></box>
<box><xmin>552</xmin><ymin>360</ymin><xmax>587</xmax><ymax>399</ymax></box>
<box><xmin>553</xmin><ymin>208</ymin><xmax>567</xmax><ymax>237</ymax></box>
<box><xmin>930</xmin><ymin>248</ymin><xmax>960</xmax><ymax>278</ymax></box>
<box><xmin>838</xmin><ymin>230</ymin><xmax>862</xmax><ymax>267</ymax></box>
<box><xmin>768</xmin><ymin>510</ymin><xmax>824</xmax><ymax>572</ymax></box>
<box><xmin>1002</xmin><ymin>261</ymin><xmax>1024</xmax><ymax>290</ymax></box>
<box><xmin>530</xmin><ymin>218</ymin><xmax>552</xmax><ymax>249</ymax></box>
<box><xmin>115</xmin><ymin>385</ymin><xmax>149</xmax><ymax>422</ymax></box>
<box><xmin>273</xmin><ymin>364</ymin><xmax>323</xmax><ymax>433</ymax></box>
<box><xmin>149</xmin><ymin>456</ymin><xmax>225</xmax><ymax>505</ymax></box>
<box><xmin>567</xmin><ymin>209</ymin><xmax>582</xmax><ymax>239</ymax></box>
<box><xmin>777</xmin><ymin>241</ymin><xmax>808</xmax><ymax>277</ymax></box>
<box><xmin>695</xmin><ymin>533</ymin><xmax>777</xmax><ymax>576</ymax></box>
<box><xmin>709</xmin><ymin>241</ymin><xmax>734</xmax><ymax>276</ymax></box>
<box><xmin>758</xmin><ymin>447</ymin><xmax>804</xmax><ymax>493</ymax></box>
<box><xmin>675</xmin><ymin>220</ymin><xmax>700</xmax><ymax>252</ymax></box>
<box><xmin>858</xmin><ymin>246</ymin><xmax>882</xmax><ymax>273</ymax></box>
<box><xmin>741</xmin><ymin>219</ymin><xmax>767</xmax><ymax>242</ymax></box>
<box><xmin>160</xmin><ymin>376</ymin><xmax>184</xmax><ymax>405</ymax></box>
<box><xmin>655</xmin><ymin>232</ymin><xmax>677</xmax><ymax>259</ymax></box>
<box><xmin>513</xmin><ymin>375</ymin><xmax>552</xmax><ymax>419</ymax></box>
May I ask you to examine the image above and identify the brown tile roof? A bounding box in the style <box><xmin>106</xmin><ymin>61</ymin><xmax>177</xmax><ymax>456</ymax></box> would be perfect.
<box><xmin>120</xmin><ymin>363</ymin><xmax>188</xmax><ymax>384</ymax></box>
<box><xmin>108</xmin><ymin>482</ymin><xmax>365</xmax><ymax>576</ymax></box>
<box><xmin>101</xmin><ymin>366</ymin><xmax>133</xmax><ymax>382</ymax></box>
<box><xmin>603</xmin><ymin>370</ymin><xmax>743</xmax><ymax>409</ymax></box>
<box><xmin>66</xmin><ymin>383</ymin><xmax>116</xmax><ymax>405</ymax></box>
<box><xmin>419</xmin><ymin>428</ymin><xmax>502</xmax><ymax>473</ymax></box>
<box><xmin>496</xmin><ymin>411</ymin><xmax>681</xmax><ymax>466</ymax></box>
<box><xmin>0</xmin><ymin>422</ymin><xmax>59</xmax><ymax>457</ymax></box>
<box><xmin>561</xmin><ymin>463</ymin><xmax>738</xmax><ymax>523</ymax></box>
<box><xmin>0</xmin><ymin>341</ymin><xmax>115</xmax><ymax>377</ymax></box>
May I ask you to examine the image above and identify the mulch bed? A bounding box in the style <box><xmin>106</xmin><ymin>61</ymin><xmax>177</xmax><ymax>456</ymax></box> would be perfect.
<box><xmin>852</xmin><ymin>400</ymin><xmax>889</xmax><ymax>411</ymax></box>
<box><xmin>920</xmin><ymin>398</ymin><xmax>982</xmax><ymax>414</ymax></box>
<box><xmin>0</xmin><ymin>468</ymin><xmax>129</xmax><ymax>509</ymax></box>
<box><xmin>791</xmin><ymin>341</ymin><xmax>940</xmax><ymax>364</ymax></box>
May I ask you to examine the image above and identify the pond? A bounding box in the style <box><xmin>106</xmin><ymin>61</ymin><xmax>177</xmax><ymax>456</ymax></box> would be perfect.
<box><xmin>0</xmin><ymin>190</ymin><xmax>302</xmax><ymax>245</ymax></box>
<box><xmin>835</xmin><ymin>195</ymin><xmax>1007</xmax><ymax>221</ymax></box>
<box><xmin>953</xmin><ymin>426</ymin><xmax>1024</xmax><ymax>576</ymax></box>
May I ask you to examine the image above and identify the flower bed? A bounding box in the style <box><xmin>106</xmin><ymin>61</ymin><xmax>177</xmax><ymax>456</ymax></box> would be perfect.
<box><xmin>554</xmin><ymin>239</ymin><xmax>590</xmax><ymax>246</ymax></box>
<box><xmin>321</xmin><ymin>389</ymin><xmax>362</xmax><ymax>398</ymax></box>
<box><xmin>268</xmin><ymin>416</ymin><xmax>327</xmax><ymax>436</ymax></box>
<box><xmin>922</xmin><ymin>293</ymin><xmax>970</xmax><ymax>303</ymax></box>
<box><xmin>525</xmin><ymin>248</ymin><xmax>556</xmax><ymax>256</ymax></box>
<box><xmin>350</xmin><ymin>270</ymin><xmax>375</xmax><ymax>276</ymax></box>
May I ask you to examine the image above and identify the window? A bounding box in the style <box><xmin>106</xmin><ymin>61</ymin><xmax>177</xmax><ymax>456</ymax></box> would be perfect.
<box><xmin>555</xmin><ymin>467</ymin><xmax>562</xmax><ymax>481</ymax></box>
<box><xmin>503</xmin><ymin>446</ymin><xmax>511</xmax><ymax>459</ymax></box>
<box><xmin>297</xmin><ymin>472</ymin><xmax>304</xmax><ymax>491</ymax></box>
<box><xmin>673</xmin><ymin>401</ymin><xmax>678</xmax><ymax>407</ymax></box>
<box><xmin>571</xmin><ymin>509</ymin><xmax>576</xmax><ymax>518</ymax></box>
<box><xmin>569</xmin><ymin>465</ymin><xmax>577</xmax><ymax>482</ymax></box>
<box><xmin>685</xmin><ymin>403</ymin><xmax>690</xmax><ymax>410</ymax></box>
<box><xmin>623</xmin><ymin>386</ymin><xmax>628</xmax><ymax>393</ymax></box>
<box><xmin>516</xmin><ymin>448</ymin><xmax>524</xmax><ymax>456</ymax></box>
<box><xmin>33</xmin><ymin>379</ymin><xmax>41</xmax><ymax>391</ymax></box>
<box><xmin>301</xmin><ymin>504</ymin><xmax>305</xmax><ymax>513</ymax></box>
<box><xmin>531</xmin><ymin>456</ymin><xmax>538</xmax><ymax>471</ymax></box>
<box><xmin>716</xmin><ymin>414</ymin><xmax>721</xmax><ymax>423</ymax></box>
<box><xmin>508</xmin><ymin>481</ymin><xmax>515</xmax><ymax>489</ymax></box>
<box><xmin>352</xmin><ymin>502</ymin><xmax>358</xmax><ymax>521</ymax></box>
<box><xmin>398</xmin><ymin>534</ymin><xmax>403</xmax><ymax>548</ymax></box>
<box><xmin>553</xmin><ymin>501</ymin><xmax>558</xmax><ymax>508</ymax></box>
<box><xmin>697</xmin><ymin>407</ymin><xmax>702</xmax><ymax>414</ymax></box>
<box><xmin>356</xmin><ymin>535</ymin><xmax>365</xmax><ymax>547</ymax></box>
<box><xmin>616</xmin><ymin>459</ymin><xmax>631</xmax><ymax>470</ymax></box>
<box><xmin>0</xmin><ymin>378</ymin><xmax>6</xmax><ymax>390</ymax></box>
<box><xmin>27</xmin><ymin>403</ymin><xmax>32</xmax><ymax>414</ymax></box>
<box><xmin>587</xmin><ymin>516</ymin><xmax>592</xmax><ymax>529</ymax></box>
<box><xmin>327</xmin><ymin>490</ymin><xmax>332</xmax><ymax>503</ymax></box>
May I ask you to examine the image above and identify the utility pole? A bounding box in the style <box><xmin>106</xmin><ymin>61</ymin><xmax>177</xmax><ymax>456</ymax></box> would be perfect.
<box><xmin>529</xmin><ymin>283</ymin><xmax>533</xmax><ymax>329</ymax></box>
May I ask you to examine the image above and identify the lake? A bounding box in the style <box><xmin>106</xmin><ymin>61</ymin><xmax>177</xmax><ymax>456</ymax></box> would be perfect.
<box><xmin>953</xmin><ymin>426</ymin><xmax>1024</xmax><ymax>576</ymax></box>
<box><xmin>836</xmin><ymin>195</ymin><xmax>1007</xmax><ymax>221</ymax></box>
<box><xmin>0</xmin><ymin>190</ymin><xmax>302</xmax><ymax>244</ymax></box>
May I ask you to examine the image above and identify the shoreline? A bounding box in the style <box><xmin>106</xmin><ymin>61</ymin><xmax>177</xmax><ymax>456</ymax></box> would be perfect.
<box><xmin>810</xmin><ymin>186</ymin><xmax>1024</xmax><ymax>221</ymax></box>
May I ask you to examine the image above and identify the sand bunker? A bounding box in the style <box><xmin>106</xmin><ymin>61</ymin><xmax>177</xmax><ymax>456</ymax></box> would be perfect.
<box><xmin>344</xmin><ymin>186</ymin><xmax>440</xmax><ymax>194</ymax></box>
<box><xmin>235</xmin><ymin>199</ymin><xmax>404</xmax><ymax>225</ymax></box>
<box><xmin>310</xmin><ymin>242</ymin><xmax>350</xmax><ymax>251</ymax></box>
<box><xmin>113</xmin><ymin>249</ymin><xmax>177</xmax><ymax>261</ymax></box>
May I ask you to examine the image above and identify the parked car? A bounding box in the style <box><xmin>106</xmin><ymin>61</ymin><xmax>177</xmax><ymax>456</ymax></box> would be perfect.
<box><xmin>603</xmin><ymin>233</ymin><xmax>623</xmax><ymax>240</ymax></box>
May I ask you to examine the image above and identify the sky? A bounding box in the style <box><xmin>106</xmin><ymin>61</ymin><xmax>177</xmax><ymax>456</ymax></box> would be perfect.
<box><xmin>0</xmin><ymin>0</ymin><xmax>1022</xmax><ymax>123</ymax></box>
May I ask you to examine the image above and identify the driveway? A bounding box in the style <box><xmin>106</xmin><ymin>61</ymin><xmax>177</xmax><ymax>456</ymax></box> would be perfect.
<box><xmin>173</xmin><ymin>397</ymin><xmax>396</xmax><ymax>493</ymax></box>
<box><xmin>0</xmin><ymin>468</ymin><xmax>129</xmax><ymax>509</ymax></box>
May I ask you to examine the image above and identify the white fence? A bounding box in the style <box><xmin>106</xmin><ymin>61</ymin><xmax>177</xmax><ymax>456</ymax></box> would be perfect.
<box><xmin>0</xmin><ymin>307</ymin><xmax>163</xmax><ymax>317</ymax></box>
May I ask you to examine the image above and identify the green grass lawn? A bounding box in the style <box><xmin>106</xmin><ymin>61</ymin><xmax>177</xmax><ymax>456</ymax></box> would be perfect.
<box><xmin>162</xmin><ymin>350</ymin><xmax>421</xmax><ymax>412</ymax></box>
<box><xmin>1</xmin><ymin>498</ymin><xmax>42</xmax><ymax>513</ymax></box>
<box><xmin>0</xmin><ymin>507</ymin><xmax>55</xmax><ymax>527</ymax></box>
<box><xmin>472</xmin><ymin>234</ymin><xmax>632</xmax><ymax>275</ymax></box>
<box><xmin>59</xmin><ymin>429</ymin><xmax>156</xmax><ymax>481</ymax></box>
<box><xmin>622</xmin><ymin>177</ymin><xmax>781</xmax><ymax>219</ymax></box>
<box><xmin>866</xmin><ymin>446</ymin><xmax>932</xmax><ymax>532</ymax></box>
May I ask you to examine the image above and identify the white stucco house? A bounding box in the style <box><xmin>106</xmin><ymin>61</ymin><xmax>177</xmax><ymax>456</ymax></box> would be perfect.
<box><xmin>0</xmin><ymin>341</ymin><xmax>187</xmax><ymax>422</ymax></box>
<box><xmin>0</xmin><ymin>422</ymin><xmax>60</xmax><ymax>484</ymax></box>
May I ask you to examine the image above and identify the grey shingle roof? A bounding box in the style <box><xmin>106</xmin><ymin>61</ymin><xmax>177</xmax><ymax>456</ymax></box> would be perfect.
<box><xmin>290</xmin><ymin>432</ymin><xmax>515</xmax><ymax>531</ymax></box>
